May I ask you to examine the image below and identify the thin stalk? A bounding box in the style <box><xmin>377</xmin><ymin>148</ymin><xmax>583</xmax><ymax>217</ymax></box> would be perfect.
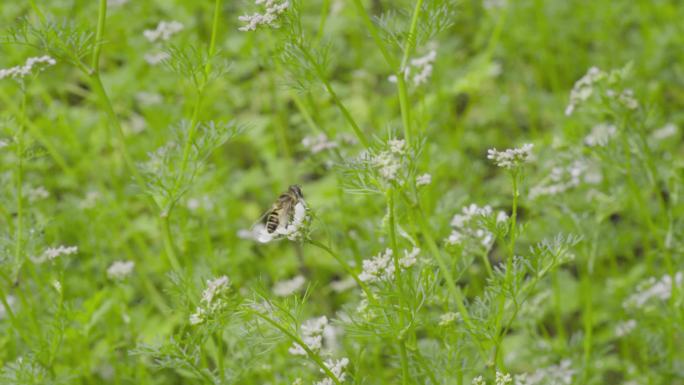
<box><xmin>306</xmin><ymin>239</ymin><xmax>377</xmax><ymax>305</ymax></box>
<box><xmin>249</xmin><ymin>310</ymin><xmax>343</xmax><ymax>385</ymax></box>
<box><xmin>161</xmin><ymin>215</ymin><xmax>182</xmax><ymax>271</ymax></box>
<box><xmin>0</xmin><ymin>90</ymin><xmax>73</xmax><ymax>176</ymax></box>
<box><xmin>396</xmin><ymin>76</ymin><xmax>413</xmax><ymax>144</ymax></box>
<box><xmin>91</xmin><ymin>0</ymin><xmax>107</xmax><ymax>73</ymax></box>
<box><xmin>89</xmin><ymin>74</ymin><xmax>147</xmax><ymax>190</ymax></box>
<box><xmin>400</xmin><ymin>0</ymin><xmax>425</xmax><ymax>71</ymax></box>
<box><xmin>351</xmin><ymin>0</ymin><xmax>396</xmax><ymax>69</ymax></box>
<box><xmin>295</xmin><ymin>43</ymin><xmax>370</xmax><ymax>148</ymax></box>
<box><xmin>399</xmin><ymin>341</ymin><xmax>410</xmax><ymax>385</ymax></box>
<box><xmin>316</xmin><ymin>0</ymin><xmax>331</xmax><ymax>42</ymax></box>
<box><xmin>15</xmin><ymin>90</ymin><xmax>27</xmax><ymax>267</ymax></box>
<box><xmin>387</xmin><ymin>188</ymin><xmax>411</xmax><ymax>385</ymax></box>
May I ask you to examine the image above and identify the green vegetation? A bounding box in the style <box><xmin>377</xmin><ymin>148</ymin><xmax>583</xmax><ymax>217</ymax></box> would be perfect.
<box><xmin>1</xmin><ymin>0</ymin><xmax>683</xmax><ymax>384</ymax></box>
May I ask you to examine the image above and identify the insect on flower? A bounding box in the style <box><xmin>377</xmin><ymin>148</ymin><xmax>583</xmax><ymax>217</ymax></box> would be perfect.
<box><xmin>251</xmin><ymin>185</ymin><xmax>309</xmax><ymax>243</ymax></box>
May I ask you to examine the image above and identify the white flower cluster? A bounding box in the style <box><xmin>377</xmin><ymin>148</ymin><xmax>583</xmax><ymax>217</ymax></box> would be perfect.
<box><xmin>487</xmin><ymin>143</ymin><xmax>534</xmax><ymax>169</ymax></box>
<box><xmin>529</xmin><ymin>158</ymin><xmax>601</xmax><ymax>199</ymax></box>
<box><xmin>584</xmin><ymin>123</ymin><xmax>617</xmax><ymax>147</ymax></box>
<box><xmin>389</xmin><ymin>50</ymin><xmax>437</xmax><ymax>86</ymax></box>
<box><xmin>273</xmin><ymin>275</ymin><xmax>306</xmax><ymax>297</ymax></box>
<box><xmin>256</xmin><ymin>201</ymin><xmax>309</xmax><ymax>243</ymax></box>
<box><xmin>289</xmin><ymin>316</ymin><xmax>328</xmax><ymax>356</ymax></box>
<box><xmin>314</xmin><ymin>357</ymin><xmax>350</xmax><ymax>385</ymax></box>
<box><xmin>565</xmin><ymin>66</ymin><xmax>604</xmax><ymax>116</ymax></box>
<box><xmin>651</xmin><ymin>123</ymin><xmax>678</xmax><ymax>141</ymax></box>
<box><xmin>302</xmin><ymin>134</ymin><xmax>338</xmax><ymax>154</ymax></box>
<box><xmin>446</xmin><ymin>204</ymin><xmax>507</xmax><ymax>251</ymax></box>
<box><xmin>238</xmin><ymin>0</ymin><xmax>290</xmax><ymax>32</ymax></box>
<box><xmin>615</xmin><ymin>319</ymin><xmax>637</xmax><ymax>337</ymax></box>
<box><xmin>359</xmin><ymin>248</ymin><xmax>394</xmax><ymax>282</ymax></box>
<box><xmin>358</xmin><ymin>247</ymin><xmax>420</xmax><ymax>283</ymax></box>
<box><xmin>0</xmin><ymin>56</ymin><xmax>56</xmax><ymax>80</ymax></box>
<box><xmin>623</xmin><ymin>272</ymin><xmax>683</xmax><ymax>308</ymax></box>
<box><xmin>25</xmin><ymin>186</ymin><xmax>50</xmax><ymax>202</ymax></box>
<box><xmin>143</xmin><ymin>21</ymin><xmax>184</xmax><ymax>42</ymax></box>
<box><xmin>372</xmin><ymin>138</ymin><xmax>406</xmax><ymax>181</ymax></box>
<box><xmin>565</xmin><ymin>66</ymin><xmax>639</xmax><ymax>116</ymax></box>
<box><xmin>143</xmin><ymin>51</ymin><xmax>170</xmax><ymax>65</ymax></box>
<box><xmin>471</xmin><ymin>372</ymin><xmax>511</xmax><ymax>385</ymax></box>
<box><xmin>514</xmin><ymin>360</ymin><xmax>574</xmax><ymax>385</ymax></box>
<box><xmin>32</xmin><ymin>245</ymin><xmax>78</xmax><ymax>264</ymax></box>
<box><xmin>189</xmin><ymin>276</ymin><xmax>231</xmax><ymax>325</ymax></box>
<box><xmin>416</xmin><ymin>173</ymin><xmax>432</xmax><ymax>187</ymax></box>
<box><xmin>107</xmin><ymin>260</ymin><xmax>135</xmax><ymax>280</ymax></box>
<box><xmin>438</xmin><ymin>312</ymin><xmax>461</xmax><ymax>326</ymax></box>
<box><xmin>608</xmin><ymin>88</ymin><xmax>639</xmax><ymax>110</ymax></box>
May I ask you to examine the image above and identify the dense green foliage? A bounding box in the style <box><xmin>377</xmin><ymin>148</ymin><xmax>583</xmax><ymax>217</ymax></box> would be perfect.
<box><xmin>1</xmin><ymin>0</ymin><xmax>683</xmax><ymax>384</ymax></box>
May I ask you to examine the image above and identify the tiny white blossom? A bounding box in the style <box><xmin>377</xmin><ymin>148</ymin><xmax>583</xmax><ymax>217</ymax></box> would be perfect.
<box><xmin>0</xmin><ymin>139</ymin><xmax>9</xmax><ymax>148</ymax></box>
<box><xmin>239</xmin><ymin>0</ymin><xmax>290</xmax><ymax>32</ymax></box>
<box><xmin>618</xmin><ymin>89</ymin><xmax>639</xmax><ymax>110</ymax></box>
<box><xmin>315</xmin><ymin>358</ymin><xmax>350</xmax><ymax>385</ymax></box>
<box><xmin>584</xmin><ymin>123</ymin><xmax>617</xmax><ymax>147</ymax></box>
<box><xmin>416</xmin><ymin>173</ymin><xmax>432</xmax><ymax>186</ymax></box>
<box><xmin>79</xmin><ymin>191</ymin><xmax>101</xmax><ymax>209</ymax></box>
<box><xmin>496</xmin><ymin>372</ymin><xmax>512</xmax><ymax>385</ymax></box>
<box><xmin>143</xmin><ymin>51</ymin><xmax>170</xmax><ymax>65</ymax></box>
<box><xmin>373</xmin><ymin>151</ymin><xmax>401</xmax><ymax>181</ymax></box>
<box><xmin>624</xmin><ymin>272</ymin><xmax>683</xmax><ymax>308</ymax></box>
<box><xmin>144</xmin><ymin>21</ymin><xmax>184</xmax><ymax>42</ymax></box>
<box><xmin>514</xmin><ymin>360</ymin><xmax>574</xmax><ymax>385</ymax></box>
<box><xmin>439</xmin><ymin>312</ymin><xmax>460</xmax><ymax>326</ymax></box>
<box><xmin>651</xmin><ymin>123</ymin><xmax>678</xmax><ymax>140</ymax></box>
<box><xmin>52</xmin><ymin>280</ymin><xmax>62</xmax><ymax>294</ymax></box>
<box><xmin>25</xmin><ymin>186</ymin><xmax>50</xmax><ymax>202</ymax></box>
<box><xmin>107</xmin><ymin>260</ymin><xmax>135</xmax><ymax>280</ymax></box>
<box><xmin>202</xmin><ymin>276</ymin><xmax>231</xmax><ymax>304</ymax></box>
<box><xmin>390</xmin><ymin>49</ymin><xmax>437</xmax><ymax>86</ymax></box>
<box><xmin>615</xmin><ymin>319</ymin><xmax>637</xmax><ymax>337</ymax></box>
<box><xmin>189</xmin><ymin>307</ymin><xmax>206</xmax><ymax>325</ymax></box>
<box><xmin>472</xmin><ymin>376</ymin><xmax>486</xmax><ymax>385</ymax></box>
<box><xmin>273</xmin><ymin>275</ymin><xmax>306</xmax><ymax>297</ymax></box>
<box><xmin>487</xmin><ymin>143</ymin><xmax>534</xmax><ymax>169</ymax></box>
<box><xmin>399</xmin><ymin>247</ymin><xmax>419</xmax><ymax>268</ymax></box>
<box><xmin>565</xmin><ymin>66</ymin><xmax>604</xmax><ymax>116</ymax></box>
<box><xmin>0</xmin><ymin>56</ymin><xmax>56</xmax><ymax>80</ymax></box>
<box><xmin>302</xmin><ymin>134</ymin><xmax>338</xmax><ymax>154</ymax></box>
<box><xmin>289</xmin><ymin>316</ymin><xmax>328</xmax><ymax>356</ymax></box>
<box><xmin>389</xmin><ymin>138</ymin><xmax>406</xmax><ymax>154</ymax></box>
<box><xmin>330</xmin><ymin>276</ymin><xmax>357</xmax><ymax>293</ymax></box>
<box><xmin>33</xmin><ymin>245</ymin><xmax>78</xmax><ymax>263</ymax></box>
<box><xmin>359</xmin><ymin>248</ymin><xmax>395</xmax><ymax>282</ymax></box>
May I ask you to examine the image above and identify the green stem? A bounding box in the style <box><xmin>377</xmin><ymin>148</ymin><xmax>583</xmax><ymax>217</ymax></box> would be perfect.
<box><xmin>295</xmin><ymin>42</ymin><xmax>370</xmax><ymax>148</ymax></box>
<box><xmin>15</xmin><ymin>90</ymin><xmax>26</xmax><ymax>268</ymax></box>
<box><xmin>306</xmin><ymin>239</ymin><xmax>377</xmax><ymax>304</ymax></box>
<box><xmin>351</xmin><ymin>0</ymin><xmax>396</xmax><ymax>69</ymax></box>
<box><xmin>91</xmin><ymin>0</ymin><xmax>107</xmax><ymax>72</ymax></box>
<box><xmin>319</xmin><ymin>72</ymin><xmax>370</xmax><ymax>148</ymax></box>
<box><xmin>160</xmin><ymin>215</ymin><xmax>182</xmax><ymax>271</ymax></box>
<box><xmin>249</xmin><ymin>310</ymin><xmax>342</xmax><ymax>385</ymax></box>
<box><xmin>400</xmin><ymin>0</ymin><xmax>424</xmax><ymax>69</ymax></box>
<box><xmin>399</xmin><ymin>341</ymin><xmax>410</xmax><ymax>385</ymax></box>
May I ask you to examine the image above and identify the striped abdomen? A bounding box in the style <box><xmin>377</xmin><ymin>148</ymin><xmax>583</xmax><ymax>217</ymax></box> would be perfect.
<box><xmin>266</xmin><ymin>210</ymin><xmax>280</xmax><ymax>233</ymax></box>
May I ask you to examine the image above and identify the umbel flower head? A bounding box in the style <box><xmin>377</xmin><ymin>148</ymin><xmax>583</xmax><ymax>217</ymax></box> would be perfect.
<box><xmin>0</xmin><ymin>56</ymin><xmax>56</xmax><ymax>80</ymax></box>
<box><xmin>487</xmin><ymin>143</ymin><xmax>534</xmax><ymax>170</ymax></box>
<box><xmin>189</xmin><ymin>275</ymin><xmax>231</xmax><ymax>325</ymax></box>
<box><xmin>238</xmin><ymin>0</ymin><xmax>290</xmax><ymax>32</ymax></box>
